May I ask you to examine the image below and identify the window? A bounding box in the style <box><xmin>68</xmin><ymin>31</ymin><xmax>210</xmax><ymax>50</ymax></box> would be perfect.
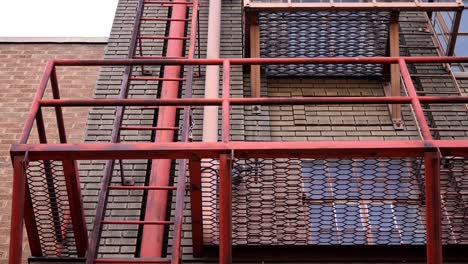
<box><xmin>302</xmin><ymin>159</ymin><xmax>426</xmax><ymax>245</ymax></box>
<box><xmin>432</xmin><ymin>8</ymin><xmax>468</xmax><ymax>72</ymax></box>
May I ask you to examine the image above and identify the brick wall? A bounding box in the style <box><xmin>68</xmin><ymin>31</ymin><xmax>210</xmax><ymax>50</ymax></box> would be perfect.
<box><xmin>0</xmin><ymin>43</ymin><xmax>105</xmax><ymax>263</ymax></box>
<box><xmin>4</xmin><ymin>2</ymin><xmax>467</xmax><ymax>264</ymax></box>
<box><xmin>77</xmin><ymin>2</ymin><xmax>467</xmax><ymax>262</ymax></box>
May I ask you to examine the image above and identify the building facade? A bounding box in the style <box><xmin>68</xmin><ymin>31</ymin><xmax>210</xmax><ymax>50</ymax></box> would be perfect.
<box><xmin>5</xmin><ymin>0</ymin><xmax>468</xmax><ymax>264</ymax></box>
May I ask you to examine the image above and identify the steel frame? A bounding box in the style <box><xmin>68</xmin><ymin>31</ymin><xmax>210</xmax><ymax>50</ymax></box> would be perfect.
<box><xmin>243</xmin><ymin>0</ymin><xmax>464</xmax><ymax>12</ymax></box>
<box><xmin>9</xmin><ymin>56</ymin><xmax>468</xmax><ymax>264</ymax></box>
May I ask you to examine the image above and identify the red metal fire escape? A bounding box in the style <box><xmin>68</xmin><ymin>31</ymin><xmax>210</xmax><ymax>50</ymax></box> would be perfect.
<box><xmin>86</xmin><ymin>0</ymin><xmax>200</xmax><ymax>263</ymax></box>
<box><xmin>7</xmin><ymin>1</ymin><xmax>468</xmax><ymax>264</ymax></box>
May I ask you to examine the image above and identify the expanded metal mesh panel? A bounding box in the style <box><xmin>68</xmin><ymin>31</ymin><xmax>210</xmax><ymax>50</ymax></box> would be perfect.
<box><xmin>259</xmin><ymin>12</ymin><xmax>389</xmax><ymax>76</ymax></box>
<box><xmin>26</xmin><ymin>160</ymin><xmax>77</xmax><ymax>257</ymax></box>
<box><xmin>440</xmin><ymin>157</ymin><xmax>468</xmax><ymax>244</ymax></box>
<box><xmin>202</xmin><ymin>157</ymin><xmax>468</xmax><ymax>246</ymax></box>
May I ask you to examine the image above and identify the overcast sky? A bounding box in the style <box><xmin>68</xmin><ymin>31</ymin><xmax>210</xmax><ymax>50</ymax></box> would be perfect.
<box><xmin>0</xmin><ymin>0</ymin><xmax>119</xmax><ymax>37</ymax></box>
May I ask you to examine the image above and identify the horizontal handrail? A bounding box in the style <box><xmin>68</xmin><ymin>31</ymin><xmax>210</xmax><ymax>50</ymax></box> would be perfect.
<box><xmin>10</xmin><ymin>140</ymin><xmax>468</xmax><ymax>160</ymax></box>
<box><xmin>16</xmin><ymin>56</ymin><xmax>468</xmax><ymax>148</ymax></box>
<box><xmin>50</xmin><ymin>56</ymin><xmax>468</xmax><ymax>66</ymax></box>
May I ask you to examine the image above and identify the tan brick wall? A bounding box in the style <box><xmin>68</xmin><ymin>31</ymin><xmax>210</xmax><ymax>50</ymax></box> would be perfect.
<box><xmin>0</xmin><ymin>43</ymin><xmax>105</xmax><ymax>263</ymax></box>
<box><xmin>267</xmin><ymin>78</ymin><xmax>421</xmax><ymax>141</ymax></box>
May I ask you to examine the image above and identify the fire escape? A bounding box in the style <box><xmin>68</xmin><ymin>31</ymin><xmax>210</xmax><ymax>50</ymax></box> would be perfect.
<box><xmin>7</xmin><ymin>0</ymin><xmax>468</xmax><ymax>264</ymax></box>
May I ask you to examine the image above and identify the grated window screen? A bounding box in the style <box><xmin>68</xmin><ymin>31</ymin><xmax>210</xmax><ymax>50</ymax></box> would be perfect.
<box><xmin>301</xmin><ymin>159</ymin><xmax>426</xmax><ymax>245</ymax></box>
<box><xmin>259</xmin><ymin>11</ymin><xmax>390</xmax><ymax>76</ymax></box>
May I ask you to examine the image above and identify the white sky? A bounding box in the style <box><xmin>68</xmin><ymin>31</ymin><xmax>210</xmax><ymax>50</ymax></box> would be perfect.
<box><xmin>0</xmin><ymin>0</ymin><xmax>119</xmax><ymax>37</ymax></box>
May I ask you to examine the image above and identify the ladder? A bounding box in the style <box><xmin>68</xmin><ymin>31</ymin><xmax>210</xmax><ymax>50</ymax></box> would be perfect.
<box><xmin>85</xmin><ymin>0</ymin><xmax>199</xmax><ymax>263</ymax></box>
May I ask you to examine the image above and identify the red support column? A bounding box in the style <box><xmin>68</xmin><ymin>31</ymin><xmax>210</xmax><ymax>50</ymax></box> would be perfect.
<box><xmin>9</xmin><ymin>156</ymin><xmax>27</xmax><ymax>264</ymax></box>
<box><xmin>50</xmin><ymin>67</ymin><xmax>67</xmax><ymax>143</ymax></box>
<box><xmin>424</xmin><ymin>151</ymin><xmax>443</xmax><ymax>264</ymax></box>
<box><xmin>189</xmin><ymin>158</ymin><xmax>203</xmax><ymax>257</ymax></box>
<box><xmin>219</xmin><ymin>154</ymin><xmax>232</xmax><ymax>264</ymax></box>
<box><xmin>24</xmin><ymin>182</ymin><xmax>42</xmax><ymax>256</ymax></box>
<box><xmin>62</xmin><ymin>160</ymin><xmax>88</xmax><ymax>257</ymax></box>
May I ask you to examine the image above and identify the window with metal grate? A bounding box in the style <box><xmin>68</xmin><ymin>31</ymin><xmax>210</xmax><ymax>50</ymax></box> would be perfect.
<box><xmin>301</xmin><ymin>159</ymin><xmax>426</xmax><ymax>245</ymax></box>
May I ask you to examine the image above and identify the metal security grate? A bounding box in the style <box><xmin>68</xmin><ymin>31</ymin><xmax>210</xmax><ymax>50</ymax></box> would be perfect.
<box><xmin>302</xmin><ymin>158</ymin><xmax>425</xmax><ymax>245</ymax></box>
<box><xmin>440</xmin><ymin>157</ymin><xmax>468</xmax><ymax>244</ymax></box>
<box><xmin>26</xmin><ymin>160</ymin><xmax>77</xmax><ymax>257</ymax></box>
<box><xmin>259</xmin><ymin>12</ymin><xmax>389</xmax><ymax>76</ymax></box>
<box><xmin>201</xmin><ymin>157</ymin><xmax>468</xmax><ymax>246</ymax></box>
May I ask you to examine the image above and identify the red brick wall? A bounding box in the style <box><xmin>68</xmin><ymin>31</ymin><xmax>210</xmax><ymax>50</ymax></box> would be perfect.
<box><xmin>0</xmin><ymin>43</ymin><xmax>105</xmax><ymax>263</ymax></box>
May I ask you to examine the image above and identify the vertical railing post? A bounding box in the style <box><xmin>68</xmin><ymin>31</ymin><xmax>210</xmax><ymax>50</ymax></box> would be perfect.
<box><xmin>446</xmin><ymin>8</ymin><xmax>463</xmax><ymax>56</ymax></box>
<box><xmin>189</xmin><ymin>157</ymin><xmax>203</xmax><ymax>257</ymax></box>
<box><xmin>51</xmin><ymin>66</ymin><xmax>88</xmax><ymax>256</ymax></box>
<box><xmin>19</xmin><ymin>61</ymin><xmax>54</xmax><ymax>144</ymax></box>
<box><xmin>389</xmin><ymin>11</ymin><xmax>402</xmax><ymax>129</ymax></box>
<box><xmin>62</xmin><ymin>160</ymin><xmax>88</xmax><ymax>257</ymax></box>
<box><xmin>220</xmin><ymin>60</ymin><xmax>232</xmax><ymax>263</ymax></box>
<box><xmin>50</xmin><ymin>66</ymin><xmax>67</xmax><ymax>143</ymax></box>
<box><xmin>36</xmin><ymin>109</ymin><xmax>65</xmax><ymax>253</ymax></box>
<box><xmin>219</xmin><ymin>153</ymin><xmax>232</xmax><ymax>264</ymax></box>
<box><xmin>9</xmin><ymin>156</ymin><xmax>27</xmax><ymax>264</ymax></box>
<box><xmin>222</xmin><ymin>60</ymin><xmax>231</xmax><ymax>143</ymax></box>
<box><xmin>424</xmin><ymin>151</ymin><xmax>442</xmax><ymax>264</ymax></box>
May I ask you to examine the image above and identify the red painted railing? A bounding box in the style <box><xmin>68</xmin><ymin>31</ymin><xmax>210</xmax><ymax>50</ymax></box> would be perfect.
<box><xmin>9</xmin><ymin>56</ymin><xmax>468</xmax><ymax>264</ymax></box>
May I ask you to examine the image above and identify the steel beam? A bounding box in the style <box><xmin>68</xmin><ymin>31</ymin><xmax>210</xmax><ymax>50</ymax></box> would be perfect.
<box><xmin>249</xmin><ymin>12</ymin><xmax>261</xmax><ymax>98</ymax></box>
<box><xmin>11</xmin><ymin>140</ymin><xmax>468</xmax><ymax>161</ymax></box>
<box><xmin>189</xmin><ymin>158</ymin><xmax>203</xmax><ymax>257</ymax></box>
<box><xmin>447</xmin><ymin>9</ymin><xmax>463</xmax><ymax>56</ymax></box>
<box><xmin>50</xmin><ymin>56</ymin><xmax>468</xmax><ymax>67</ymax></box>
<box><xmin>424</xmin><ymin>151</ymin><xmax>443</xmax><ymax>264</ymax></box>
<box><xmin>62</xmin><ymin>160</ymin><xmax>88</xmax><ymax>257</ymax></box>
<box><xmin>38</xmin><ymin>96</ymin><xmax>468</xmax><ymax>107</ymax></box>
<box><xmin>389</xmin><ymin>12</ymin><xmax>402</xmax><ymax>129</ymax></box>
<box><xmin>24</xmin><ymin>181</ymin><xmax>42</xmax><ymax>257</ymax></box>
<box><xmin>243</xmin><ymin>1</ymin><xmax>463</xmax><ymax>12</ymax></box>
<box><xmin>219</xmin><ymin>154</ymin><xmax>232</xmax><ymax>264</ymax></box>
<box><xmin>9</xmin><ymin>156</ymin><xmax>27</xmax><ymax>264</ymax></box>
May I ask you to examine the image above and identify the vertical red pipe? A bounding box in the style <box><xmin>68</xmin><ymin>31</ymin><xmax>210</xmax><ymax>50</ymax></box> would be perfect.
<box><xmin>9</xmin><ymin>156</ymin><xmax>27</xmax><ymax>264</ymax></box>
<box><xmin>218</xmin><ymin>154</ymin><xmax>232</xmax><ymax>264</ymax></box>
<box><xmin>222</xmin><ymin>61</ymin><xmax>231</xmax><ymax>143</ymax></box>
<box><xmin>188</xmin><ymin>158</ymin><xmax>203</xmax><ymax>257</ymax></box>
<box><xmin>424</xmin><ymin>151</ymin><xmax>443</xmax><ymax>264</ymax></box>
<box><xmin>140</xmin><ymin>0</ymin><xmax>188</xmax><ymax>257</ymax></box>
